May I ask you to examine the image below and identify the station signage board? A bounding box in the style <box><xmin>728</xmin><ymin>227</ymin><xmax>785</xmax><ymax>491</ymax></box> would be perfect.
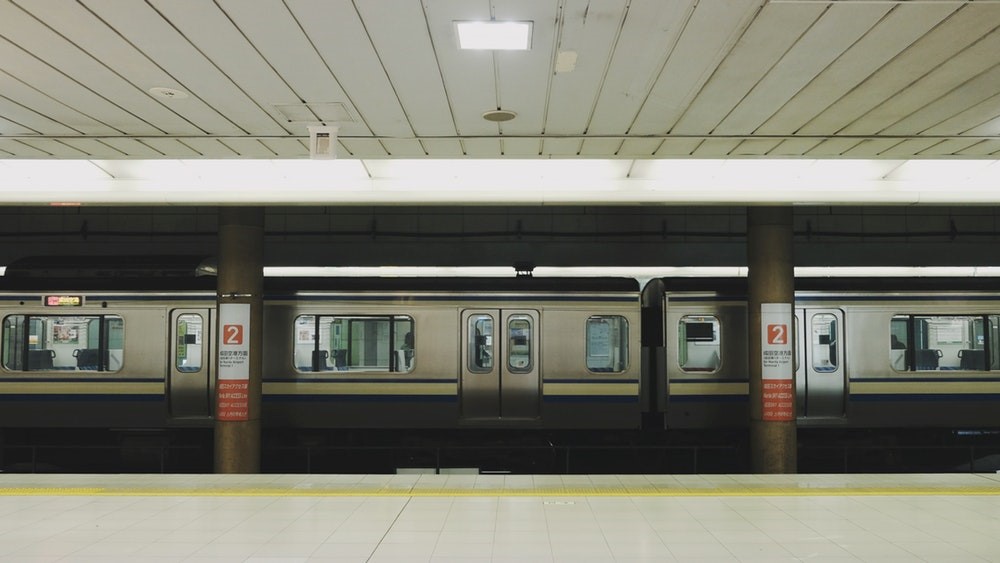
<box><xmin>217</xmin><ymin>303</ymin><xmax>250</xmax><ymax>421</ymax></box>
<box><xmin>761</xmin><ymin>303</ymin><xmax>794</xmax><ymax>421</ymax></box>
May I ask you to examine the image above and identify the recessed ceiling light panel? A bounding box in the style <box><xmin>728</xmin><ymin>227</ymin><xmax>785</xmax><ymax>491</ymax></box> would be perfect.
<box><xmin>456</xmin><ymin>21</ymin><xmax>532</xmax><ymax>50</ymax></box>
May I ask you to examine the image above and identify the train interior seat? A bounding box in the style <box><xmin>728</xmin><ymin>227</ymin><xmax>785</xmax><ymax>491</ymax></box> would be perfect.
<box><xmin>916</xmin><ymin>348</ymin><xmax>943</xmax><ymax>370</ymax></box>
<box><xmin>958</xmin><ymin>349</ymin><xmax>986</xmax><ymax>371</ymax></box>
<box><xmin>27</xmin><ymin>349</ymin><xmax>55</xmax><ymax>370</ymax></box>
<box><xmin>312</xmin><ymin>349</ymin><xmax>330</xmax><ymax>371</ymax></box>
<box><xmin>73</xmin><ymin>348</ymin><xmax>106</xmax><ymax>370</ymax></box>
<box><xmin>331</xmin><ymin>349</ymin><xmax>348</xmax><ymax>370</ymax></box>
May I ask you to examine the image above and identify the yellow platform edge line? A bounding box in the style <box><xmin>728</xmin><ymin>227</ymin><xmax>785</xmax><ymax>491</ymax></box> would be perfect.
<box><xmin>1</xmin><ymin>487</ymin><xmax>999</xmax><ymax>497</ymax></box>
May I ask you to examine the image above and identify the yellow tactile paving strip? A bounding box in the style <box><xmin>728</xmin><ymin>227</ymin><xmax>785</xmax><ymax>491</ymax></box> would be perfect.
<box><xmin>2</xmin><ymin>474</ymin><xmax>1000</xmax><ymax>497</ymax></box>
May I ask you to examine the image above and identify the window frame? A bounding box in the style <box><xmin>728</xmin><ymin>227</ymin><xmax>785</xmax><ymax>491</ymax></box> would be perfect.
<box><xmin>2</xmin><ymin>313</ymin><xmax>124</xmax><ymax>373</ymax></box>
<box><xmin>677</xmin><ymin>314</ymin><xmax>722</xmax><ymax>374</ymax></box>
<box><xmin>293</xmin><ymin>314</ymin><xmax>414</xmax><ymax>374</ymax></box>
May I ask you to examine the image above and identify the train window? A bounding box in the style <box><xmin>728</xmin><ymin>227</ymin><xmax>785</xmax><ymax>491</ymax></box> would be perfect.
<box><xmin>811</xmin><ymin>314</ymin><xmax>838</xmax><ymax>372</ymax></box>
<box><xmin>468</xmin><ymin>315</ymin><xmax>494</xmax><ymax>373</ymax></box>
<box><xmin>1</xmin><ymin>314</ymin><xmax>124</xmax><ymax>372</ymax></box>
<box><xmin>893</xmin><ymin>314</ymin><xmax>992</xmax><ymax>371</ymax></box>
<box><xmin>889</xmin><ymin>316</ymin><xmax>910</xmax><ymax>371</ymax></box>
<box><xmin>678</xmin><ymin>316</ymin><xmax>720</xmax><ymax>373</ymax></box>
<box><xmin>293</xmin><ymin>315</ymin><xmax>413</xmax><ymax>373</ymax></box>
<box><xmin>175</xmin><ymin>314</ymin><xmax>203</xmax><ymax>372</ymax></box>
<box><xmin>586</xmin><ymin>316</ymin><xmax>628</xmax><ymax>373</ymax></box>
<box><xmin>508</xmin><ymin>316</ymin><xmax>533</xmax><ymax>373</ymax></box>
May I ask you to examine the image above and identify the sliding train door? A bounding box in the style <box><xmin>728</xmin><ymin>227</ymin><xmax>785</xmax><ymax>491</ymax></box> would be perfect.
<box><xmin>796</xmin><ymin>308</ymin><xmax>846</xmax><ymax>419</ymax></box>
<box><xmin>460</xmin><ymin>309</ymin><xmax>540</xmax><ymax>423</ymax></box>
<box><xmin>168</xmin><ymin>309</ymin><xmax>214</xmax><ymax>418</ymax></box>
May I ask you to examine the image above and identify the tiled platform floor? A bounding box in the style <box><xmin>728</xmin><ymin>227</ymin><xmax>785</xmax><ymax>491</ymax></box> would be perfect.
<box><xmin>0</xmin><ymin>473</ymin><xmax>999</xmax><ymax>562</ymax></box>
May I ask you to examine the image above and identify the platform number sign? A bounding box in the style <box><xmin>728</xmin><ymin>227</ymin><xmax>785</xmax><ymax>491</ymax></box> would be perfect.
<box><xmin>223</xmin><ymin>324</ymin><xmax>244</xmax><ymax>345</ymax></box>
<box><xmin>217</xmin><ymin>303</ymin><xmax>250</xmax><ymax>421</ymax></box>
<box><xmin>767</xmin><ymin>323</ymin><xmax>788</xmax><ymax>345</ymax></box>
<box><xmin>761</xmin><ymin>303</ymin><xmax>794</xmax><ymax>422</ymax></box>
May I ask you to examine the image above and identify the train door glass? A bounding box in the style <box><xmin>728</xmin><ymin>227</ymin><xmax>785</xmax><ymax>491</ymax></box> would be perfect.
<box><xmin>801</xmin><ymin>309</ymin><xmax>846</xmax><ymax>418</ymax></box>
<box><xmin>169</xmin><ymin>309</ymin><xmax>212</xmax><ymax>418</ymax></box>
<box><xmin>460</xmin><ymin>309</ymin><xmax>540</xmax><ymax>422</ymax></box>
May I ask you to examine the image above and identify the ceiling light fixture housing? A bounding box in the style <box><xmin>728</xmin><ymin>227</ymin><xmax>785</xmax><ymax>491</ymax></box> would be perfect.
<box><xmin>456</xmin><ymin>21</ymin><xmax>532</xmax><ymax>50</ymax></box>
<box><xmin>482</xmin><ymin>109</ymin><xmax>517</xmax><ymax>123</ymax></box>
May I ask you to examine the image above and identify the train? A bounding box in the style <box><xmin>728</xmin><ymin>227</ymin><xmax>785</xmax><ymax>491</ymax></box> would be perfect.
<box><xmin>1</xmin><ymin>259</ymin><xmax>999</xmax><ymax>438</ymax></box>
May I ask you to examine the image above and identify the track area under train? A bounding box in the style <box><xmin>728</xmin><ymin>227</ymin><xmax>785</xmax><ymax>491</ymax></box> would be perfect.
<box><xmin>1</xmin><ymin>428</ymin><xmax>999</xmax><ymax>475</ymax></box>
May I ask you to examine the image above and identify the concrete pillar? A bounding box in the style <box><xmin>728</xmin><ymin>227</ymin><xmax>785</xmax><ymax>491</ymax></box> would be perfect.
<box><xmin>747</xmin><ymin>207</ymin><xmax>796</xmax><ymax>473</ymax></box>
<box><xmin>214</xmin><ymin>207</ymin><xmax>264</xmax><ymax>473</ymax></box>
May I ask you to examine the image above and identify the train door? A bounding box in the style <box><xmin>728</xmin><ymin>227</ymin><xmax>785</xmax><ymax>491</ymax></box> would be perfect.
<box><xmin>796</xmin><ymin>308</ymin><xmax>846</xmax><ymax>419</ymax></box>
<box><xmin>460</xmin><ymin>309</ymin><xmax>540</xmax><ymax>422</ymax></box>
<box><xmin>168</xmin><ymin>309</ymin><xmax>214</xmax><ymax>418</ymax></box>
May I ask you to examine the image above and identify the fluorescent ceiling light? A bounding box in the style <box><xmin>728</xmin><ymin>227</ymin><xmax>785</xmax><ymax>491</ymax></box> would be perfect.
<box><xmin>260</xmin><ymin>266</ymin><xmax>1000</xmax><ymax>279</ymax></box>
<box><xmin>456</xmin><ymin>21</ymin><xmax>532</xmax><ymax>50</ymax></box>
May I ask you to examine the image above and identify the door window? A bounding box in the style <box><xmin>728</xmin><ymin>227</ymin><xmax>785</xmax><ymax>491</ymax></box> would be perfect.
<box><xmin>175</xmin><ymin>314</ymin><xmax>204</xmax><ymax>372</ymax></box>
<box><xmin>468</xmin><ymin>315</ymin><xmax>494</xmax><ymax>372</ymax></box>
<box><xmin>507</xmin><ymin>316</ymin><xmax>533</xmax><ymax>372</ymax></box>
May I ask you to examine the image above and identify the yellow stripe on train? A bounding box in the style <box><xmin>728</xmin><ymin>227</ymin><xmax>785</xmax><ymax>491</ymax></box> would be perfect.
<box><xmin>264</xmin><ymin>382</ymin><xmax>457</xmax><ymax>396</ymax></box>
<box><xmin>541</xmin><ymin>382</ymin><xmax>639</xmax><ymax>396</ymax></box>
<box><xmin>0</xmin><ymin>382</ymin><xmax>162</xmax><ymax>395</ymax></box>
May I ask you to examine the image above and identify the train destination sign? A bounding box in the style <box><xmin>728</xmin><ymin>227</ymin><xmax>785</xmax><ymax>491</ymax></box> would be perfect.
<box><xmin>761</xmin><ymin>303</ymin><xmax>794</xmax><ymax>422</ymax></box>
<box><xmin>44</xmin><ymin>295</ymin><xmax>84</xmax><ymax>307</ymax></box>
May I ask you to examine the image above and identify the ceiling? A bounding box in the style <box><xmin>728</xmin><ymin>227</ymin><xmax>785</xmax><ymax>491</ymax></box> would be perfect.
<box><xmin>1</xmin><ymin>0</ymin><xmax>1000</xmax><ymax>161</ymax></box>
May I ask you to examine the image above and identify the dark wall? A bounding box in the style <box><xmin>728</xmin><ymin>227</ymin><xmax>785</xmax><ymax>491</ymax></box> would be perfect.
<box><xmin>0</xmin><ymin>205</ymin><xmax>997</xmax><ymax>268</ymax></box>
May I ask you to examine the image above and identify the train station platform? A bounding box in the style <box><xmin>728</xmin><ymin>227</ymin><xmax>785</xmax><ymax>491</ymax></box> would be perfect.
<box><xmin>1</xmin><ymin>473</ymin><xmax>999</xmax><ymax>562</ymax></box>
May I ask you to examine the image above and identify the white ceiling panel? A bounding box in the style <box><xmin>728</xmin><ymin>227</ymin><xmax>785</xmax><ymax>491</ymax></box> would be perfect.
<box><xmin>692</xmin><ymin>139</ymin><xmax>741</xmax><ymax>157</ymax></box>
<box><xmin>80</xmin><ymin>0</ymin><xmax>286</xmax><ymax>135</ymax></box>
<box><xmin>0</xmin><ymin>139</ymin><xmax>46</xmax><ymax>157</ymax></box>
<box><xmin>618</xmin><ymin>139</ymin><xmax>661</xmax><ymax>158</ymax></box>
<box><xmin>381</xmin><ymin>139</ymin><xmax>427</xmax><ymax>157</ymax></box>
<box><xmin>672</xmin><ymin>2</ymin><xmax>827</xmax><ymax>135</ymax></box>
<box><xmin>354</xmin><ymin>1</ymin><xmax>455</xmax><ymax>136</ymax></box>
<box><xmin>494</xmin><ymin>0</ymin><xmax>558</xmax><ymax>137</ymax></box>
<box><xmin>630</xmin><ymin>0</ymin><xmax>761</xmax><ymax>135</ymax></box>
<box><xmin>919</xmin><ymin>139</ymin><xmax>982</xmax><ymax>156</ymax></box>
<box><xmin>542</xmin><ymin>138</ymin><xmax>583</xmax><ymax>156</ymax></box>
<box><xmin>958</xmin><ymin>140</ymin><xmax>1000</xmax><ymax>156</ymax></box>
<box><xmin>588</xmin><ymin>1</ymin><xmax>694</xmax><ymax>135</ymax></box>
<box><xmin>0</xmin><ymin>0</ymin><xmax>996</xmax><ymax>181</ymax></box>
<box><xmin>847</xmin><ymin>30</ymin><xmax>1000</xmax><ymax>136</ymax></box>
<box><xmin>732</xmin><ymin>139</ymin><xmax>782</xmax><ymax>156</ymax></box>
<box><xmin>803</xmin><ymin>4</ymin><xmax>999</xmax><ymax>136</ymax></box>
<box><xmin>424</xmin><ymin>0</ymin><xmax>499</xmax><ymax>136</ymax></box>
<box><xmin>287</xmin><ymin>0</ymin><xmax>411</xmax><ymax>137</ymax></box>
<box><xmin>760</xmin><ymin>3</ymin><xmax>958</xmax><ymax>136</ymax></box>
<box><xmin>544</xmin><ymin>0</ymin><xmax>628</xmax><ymax>135</ymax></box>
<box><xmin>59</xmin><ymin>139</ymin><xmax>127</xmax><ymax>158</ymax></box>
<box><xmin>461</xmin><ymin>138</ymin><xmax>501</xmax><ymax>157</ymax></box>
<box><xmin>18</xmin><ymin>139</ymin><xmax>89</xmax><ymax>157</ymax></box>
<box><xmin>716</xmin><ymin>2</ymin><xmax>892</xmax><ymax>135</ymax></box>
<box><xmin>501</xmin><ymin>138</ymin><xmax>541</xmax><ymax>157</ymax></box>
<box><xmin>653</xmin><ymin>139</ymin><xmax>700</xmax><ymax>157</ymax></box>
<box><xmin>181</xmin><ymin>138</ymin><xmax>239</xmax><ymax>158</ymax></box>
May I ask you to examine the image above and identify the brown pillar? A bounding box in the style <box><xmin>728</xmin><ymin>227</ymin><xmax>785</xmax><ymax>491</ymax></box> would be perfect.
<box><xmin>747</xmin><ymin>207</ymin><xmax>796</xmax><ymax>473</ymax></box>
<box><xmin>214</xmin><ymin>207</ymin><xmax>264</xmax><ymax>473</ymax></box>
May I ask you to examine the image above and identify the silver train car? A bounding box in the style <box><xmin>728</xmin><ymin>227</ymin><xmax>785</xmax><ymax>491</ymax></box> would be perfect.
<box><xmin>644</xmin><ymin>278</ymin><xmax>1000</xmax><ymax>431</ymax></box>
<box><xmin>1</xmin><ymin>268</ymin><xmax>999</xmax><ymax>434</ymax></box>
<box><xmin>0</xmin><ymin>276</ymin><xmax>643</xmax><ymax>430</ymax></box>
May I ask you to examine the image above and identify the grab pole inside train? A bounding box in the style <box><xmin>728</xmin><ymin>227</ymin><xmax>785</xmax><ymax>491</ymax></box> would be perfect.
<box><xmin>214</xmin><ymin>207</ymin><xmax>264</xmax><ymax>473</ymax></box>
<box><xmin>747</xmin><ymin>206</ymin><xmax>797</xmax><ymax>473</ymax></box>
